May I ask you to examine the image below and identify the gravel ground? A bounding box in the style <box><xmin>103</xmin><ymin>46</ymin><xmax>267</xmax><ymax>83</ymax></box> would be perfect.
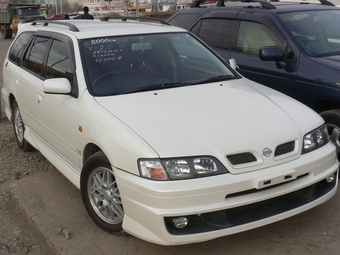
<box><xmin>0</xmin><ymin>118</ymin><xmax>55</xmax><ymax>255</ymax></box>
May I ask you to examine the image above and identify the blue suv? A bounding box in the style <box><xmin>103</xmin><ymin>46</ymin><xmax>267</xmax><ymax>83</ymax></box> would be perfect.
<box><xmin>168</xmin><ymin>0</ymin><xmax>340</xmax><ymax>160</ymax></box>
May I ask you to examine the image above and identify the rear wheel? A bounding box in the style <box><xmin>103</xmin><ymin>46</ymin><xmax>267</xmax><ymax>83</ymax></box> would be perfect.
<box><xmin>12</xmin><ymin>100</ymin><xmax>34</xmax><ymax>151</ymax></box>
<box><xmin>80</xmin><ymin>151</ymin><xmax>125</xmax><ymax>233</ymax></box>
<box><xmin>7</xmin><ymin>29</ymin><xmax>12</xmax><ymax>39</ymax></box>
<box><xmin>1</xmin><ymin>25</ymin><xmax>6</xmax><ymax>39</ymax></box>
<box><xmin>0</xmin><ymin>25</ymin><xmax>11</xmax><ymax>39</ymax></box>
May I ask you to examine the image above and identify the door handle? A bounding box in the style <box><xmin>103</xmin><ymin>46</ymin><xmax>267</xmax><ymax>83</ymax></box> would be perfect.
<box><xmin>37</xmin><ymin>88</ymin><xmax>45</xmax><ymax>102</ymax></box>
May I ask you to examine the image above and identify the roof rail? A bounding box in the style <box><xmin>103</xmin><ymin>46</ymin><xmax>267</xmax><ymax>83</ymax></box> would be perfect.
<box><xmin>216</xmin><ymin>0</ymin><xmax>225</xmax><ymax>6</ymax></box>
<box><xmin>186</xmin><ymin>0</ymin><xmax>335</xmax><ymax>9</ymax></box>
<box><xmin>191</xmin><ymin>0</ymin><xmax>206</xmax><ymax>8</ymax></box>
<box><xmin>241</xmin><ymin>0</ymin><xmax>276</xmax><ymax>9</ymax></box>
<box><xmin>31</xmin><ymin>20</ymin><xmax>79</xmax><ymax>32</ymax></box>
<box><xmin>100</xmin><ymin>16</ymin><xmax>172</xmax><ymax>25</ymax></box>
<box><xmin>319</xmin><ymin>0</ymin><xmax>335</xmax><ymax>6</ymax></box>
<box><xmin>194</xmin><ymin>0</ymin><xmax>276</xmax><ymax>9</ymax></box>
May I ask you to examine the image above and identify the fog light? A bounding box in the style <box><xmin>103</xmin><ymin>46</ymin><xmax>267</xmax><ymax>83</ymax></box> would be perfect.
<box><xmin>325</xmin><ymin>173</ymin><xmax>336</xmax><ymax>183</ymax></box>
<box><xmin>173</xmin><ymin>217</ymin><xmax>188</xmax><ymax>229</ymax></box>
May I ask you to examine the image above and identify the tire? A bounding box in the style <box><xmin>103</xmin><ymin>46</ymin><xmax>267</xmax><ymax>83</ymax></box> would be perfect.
<box><xmin>6</xmin><ymin>29</ymin><xmax>12</xmax><ymax>39</ymax></box>
<box><xmin>1</xmin><ymin>25</ymin><xmax>6</xmax><ymax>39</ymax></box>
<box><xmin>0</xmin><ymin>25</ymin><xmax>11</xmax><ymax>39</ymax></box>
<box><xmin>320</xmin><ymin>109</ymin><xmax>340</xmax><ymax>162</ymax></box>
<box><xmin>80</xmin><ymin>151</ymin><xmax>124</xmax><ymax>233</ymax></box>
<box><xmin>12</xmin><ymin>100</ymin><xmax>34</xmax><ymax>151</ymax></box>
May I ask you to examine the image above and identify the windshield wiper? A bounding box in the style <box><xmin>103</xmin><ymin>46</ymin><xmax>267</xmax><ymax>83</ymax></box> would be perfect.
<box><xmin>192</xmin><ymin>75</ymin><xmax>235</xmax><ymax>85</ymax></box>
<box><xmin>119</xmin><ymin>82</ymin><xmax>189</xmax><ymax>94</ymax></box>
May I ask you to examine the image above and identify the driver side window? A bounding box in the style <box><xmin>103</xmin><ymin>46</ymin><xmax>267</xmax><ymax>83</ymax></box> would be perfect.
<box><xmin>46</xmin><ymin>40</ymin><xmax>73</xmax><ymax>84</ymax></box>
<box><xmin>237</xmin><ymin>21</ymin><xmax>284</xmax><ymax>55</ymax></box>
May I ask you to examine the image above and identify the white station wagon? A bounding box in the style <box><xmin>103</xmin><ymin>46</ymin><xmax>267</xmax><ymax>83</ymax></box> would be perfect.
<box><xmin>1</xmin><ymin>18</ymin><xmax>338</xmax><ymax>245</ymax></box>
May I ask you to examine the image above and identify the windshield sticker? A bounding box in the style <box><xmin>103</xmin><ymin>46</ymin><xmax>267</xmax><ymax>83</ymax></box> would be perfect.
<box><xmin>87</xmin><ymin>39</ymin><xmax>123</xmax><ymax>63</ymax></box>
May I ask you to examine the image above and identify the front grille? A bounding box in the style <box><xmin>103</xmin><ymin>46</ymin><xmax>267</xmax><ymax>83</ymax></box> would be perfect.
<box><xmin>226</xmin><ymin>153</ymin><xmax>257</xmax><ymax>165</ymax></box>
<box><xmin>275</xmin><ymin>141</ymin><xmax>295</xmax><ymax>156</ymax></box>
<box><xmin>226</xmin><ymin>140</ymin><xmax>296</xmax><ymax>168</ymax></box>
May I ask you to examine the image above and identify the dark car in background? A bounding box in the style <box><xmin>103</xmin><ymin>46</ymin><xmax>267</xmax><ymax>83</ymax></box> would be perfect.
<box><xmin>168</xmin><ymin>0</ymin><xmax>340</xmax><ymax>160</ymax></box>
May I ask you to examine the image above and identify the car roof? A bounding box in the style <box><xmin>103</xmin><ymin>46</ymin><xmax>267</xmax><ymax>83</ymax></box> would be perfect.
<box><xmin>168</xmin><ymin>0</ymin><xmax>339</xmax><ymax>28</ymax></box>
<box><xmin>178</xmin><ymin>0</ymin><xmax>338</xmax><ymax>14</ymax></box>
<box><xmin>21</xmin><ymin>18</ymin><xmax>186</xmax><ymax>39</ymax></box>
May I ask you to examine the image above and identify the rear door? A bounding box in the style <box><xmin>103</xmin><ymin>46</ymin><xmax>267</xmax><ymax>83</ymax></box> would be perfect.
<box><xmin>15</xmin><ymin>35</ymin><xmax>51</xmax><ymax>136</ymax></box>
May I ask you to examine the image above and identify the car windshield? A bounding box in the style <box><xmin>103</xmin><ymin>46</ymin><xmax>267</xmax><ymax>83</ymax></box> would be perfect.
<box><xmin>17</xmin><ymin>8</ymin><xmax>41</xmax><ymax>16</ymax></box>
<box><xmin>81</xmin><ymin>32</ymin><xmax>236</xmax><ymax>96</ymax></box>
<box><xmin>280</xmin><ymin>10</ymin><xmax>340</xmax><ymax>56</ymax></box>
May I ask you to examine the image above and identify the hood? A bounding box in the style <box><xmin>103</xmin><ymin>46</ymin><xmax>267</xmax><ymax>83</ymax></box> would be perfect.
<box><xmin>316</xmin><ymin>54</ymin><xmax>340</xmax><ymax>68</ymax></box>
<box><xmin>298</xmin><ymin>54</ymin><xmax>340</xmax><ymax>88</ymax></box>
<box><xmin>95</xmin><ymin>79</ymin><xmax>320</xmax><ymax>171</ymax></box>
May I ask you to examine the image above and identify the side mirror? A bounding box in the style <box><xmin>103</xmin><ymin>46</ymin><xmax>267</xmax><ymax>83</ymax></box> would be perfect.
<box><xmin>259</xmin><ymin>46</ymin><xmax>284</xmax><ymax>61</ymax></box>
<box><xmin>228</xmin><ymin>58</ymin><xmax>239</xmax><ymax>70</ymax></box>
<box><xmin>43</xmin><ymin>78</ymin><xmax>72</xmax><ymax>94</ymax></box>
<box><xmin>259</xmin><ymin>46</ymin><xmax>286</xmax><ymax>69</ymax></box>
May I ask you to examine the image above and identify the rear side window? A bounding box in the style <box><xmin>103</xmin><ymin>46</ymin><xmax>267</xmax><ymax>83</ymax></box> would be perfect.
<box><xmin>8</xmin><ymin>32</ymin><xmax>33</xmax><ymax>65</ymax></box>
<box><xmin>23</xmin><ymin>36</ymin><xmax>51</xmax><ymax>77</ymax></box>
<box><xmin>191</xmin><ymin>19</ymin><xmax>235</xmax><ymax>49</ymax></box>
<box><xmin>169</xmin><ymin>13</ymin><xmax>201</xmax><ymax>28</ymax></box>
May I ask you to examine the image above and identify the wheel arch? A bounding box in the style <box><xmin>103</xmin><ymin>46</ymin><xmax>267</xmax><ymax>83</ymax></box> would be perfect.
<box><xmin>8</xmin><ymin>93</ymin><xmax>17</xmax><ymax>121</ymax></box>
<box><xmin>310</xmin><ymin>100</ymin><xmax>340</xmax><ymax>114</ymax></box>
<box><xmin>82</xmin><ymin>143</ymin><xmax>102</xmax><ymax>165</ymax></box>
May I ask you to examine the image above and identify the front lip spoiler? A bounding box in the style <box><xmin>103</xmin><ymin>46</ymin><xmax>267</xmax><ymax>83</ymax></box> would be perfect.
<box><xmin>165</xmin><ymin>170</ymin><xmax>338</xmax><ymax>235</ymax></box>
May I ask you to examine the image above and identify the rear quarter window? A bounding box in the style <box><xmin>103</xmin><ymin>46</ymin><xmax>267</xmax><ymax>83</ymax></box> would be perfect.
<box><xmin>8</xmin><ymin>32</ymin><xmax>33</xmax><ymax>65</ymax></box>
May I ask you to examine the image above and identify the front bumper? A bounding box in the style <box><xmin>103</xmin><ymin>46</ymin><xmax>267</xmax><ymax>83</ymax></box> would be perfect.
<box><xmin>114</xmin><ymin>142</ymin><xmax>338</xmax><ymax>245</ymax></box>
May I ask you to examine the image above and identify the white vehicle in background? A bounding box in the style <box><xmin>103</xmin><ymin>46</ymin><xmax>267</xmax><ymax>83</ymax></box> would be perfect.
<box><xmin>1</xmin><ymin>17</ymin><xmax>338</xmax><ymax>245</ymax></box>
<box><xmin>68</xmin><ymin>13</ymin><xmax>80</xmax><ymax>19</ymax></box>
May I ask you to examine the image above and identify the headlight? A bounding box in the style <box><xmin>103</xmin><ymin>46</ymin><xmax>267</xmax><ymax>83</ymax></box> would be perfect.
<box><xmin>302</xmin><ymin>125</ymin><xmax>329</xmax><ymax>154</ymax></box>
<box><xmin>138</xmin><ymin>156</ymin><xmax>229</xmax><ymax>180</ymax></box>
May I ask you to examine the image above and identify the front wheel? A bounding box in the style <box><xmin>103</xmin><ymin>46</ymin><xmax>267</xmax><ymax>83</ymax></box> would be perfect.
<box><xmin>12</xmin><ymin>100</ymin><xmax>34</xmax><ymax>151</ymax></box>
<box><xmin>80</xmin><ymin>151</ymin><xmax>124</xmax><ymax>233</ymax></box>
<box><xmin>320</xmin><ymin>110</ymin><xmax>340</xmax><ymax>162</ymax></box>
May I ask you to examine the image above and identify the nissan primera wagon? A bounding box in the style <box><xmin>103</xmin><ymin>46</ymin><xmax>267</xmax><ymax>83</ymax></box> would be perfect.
<box><xmin>1</xmin><ymin>18</ymin><xmax>338</xmax><ymax>245</ymax></box>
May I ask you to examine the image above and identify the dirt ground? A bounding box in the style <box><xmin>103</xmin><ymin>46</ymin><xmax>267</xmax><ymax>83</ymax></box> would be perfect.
<box><xmin>1</xmin><ymin>33</ymin><xmax>340</xmax><ymax>255</ymax></box>
<box><xmin>0</xmin><ymin>36</ymin><xmax>54</xmax><ymax>255</ymax></box>
<box><xmin>0</xmin><ymin>118</ymin><xmax>54</xmax><ymax>255</ymax></box>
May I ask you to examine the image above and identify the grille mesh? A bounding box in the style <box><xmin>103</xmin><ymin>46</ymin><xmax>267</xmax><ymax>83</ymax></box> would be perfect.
<box><xmin>275</xmin><ymin>141</ymin><xmax>295</xmax><ymax>157</ymax></box>
<box><xmin>227</xmin><ymin>153</ymin><xmax>257</xmax><ymax>165</ymax></box>
<box><xmin>226</xmin><ymin>140</ymin><xmax>296</xmax><ymax>166</ymax></box>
